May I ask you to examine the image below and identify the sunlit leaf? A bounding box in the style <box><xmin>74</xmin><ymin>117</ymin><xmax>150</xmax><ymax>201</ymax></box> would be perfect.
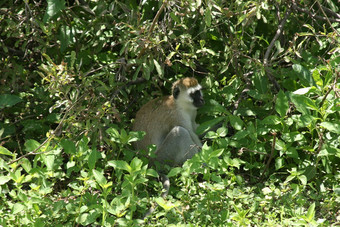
<box><xmin>12</xmin><ymin>203</ymin><xmax>25</xmax><ymax>214</ymax></box>
<box><xmin>168</xmin><ymin>167</ymin><xmax>182</xmax><ymax>177</ymax></box>
<box><xmin>108</xmin><ymin>160</ymin><xmax>131</xmax><ymax>173</ymax></box>
<box><xmin>320</xmin><ymin>122</ymin><xmax>340</xmax><ymax>134</ymax></box>
<box><xmin>297</xmin><ymin>175</ymin><xmax>307</xmax><ymax>185</ymax></box>
<box><xmin>306</xmin><ymin>203</ymin><xmax>315</xmax><ymax>221</ymax></box>
<box><xmin>0</xmin><ymin>146</ymin><xmax>13</xmax><ymax>156</ymax></box>
<box><xmin>292</xmin><ymin>64</ymin><xmax>315</xmax><ymax>87</ymax></box>
<box><xmin>92</xmin><ymin>169</ymin><xmax>107</xmax><ymax>186</ymax></box>
<box><xmin>229</xmin><ymin>115</ymin><xmax>244</xmax><ymax>130</ymax></box>
<box><xmin>0</xmin><ymin>176</ymin><xmax>11</xmax><ymax>185</ymax></box>
<box><xmin>153</xmin><ymin>59</ymin><xmax>163</xmax><ymax>78</ymax></box>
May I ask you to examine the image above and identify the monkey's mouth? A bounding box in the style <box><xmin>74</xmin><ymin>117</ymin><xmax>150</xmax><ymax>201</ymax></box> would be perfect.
<box><xmin>194</xmin><ymin>99</ymin><xmax>205</xmax><ymax>108</ymax></box>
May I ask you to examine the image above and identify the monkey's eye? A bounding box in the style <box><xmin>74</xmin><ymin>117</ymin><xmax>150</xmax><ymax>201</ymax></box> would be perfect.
<box><xmin>173</xmin><ymin>87</ymin><xmax>180</xmax><ymax>99</ymax></box>
<box><xmin>190</xmin><ymin>90</ymin><xmax>201</xmax><ymax>99</ymax></box>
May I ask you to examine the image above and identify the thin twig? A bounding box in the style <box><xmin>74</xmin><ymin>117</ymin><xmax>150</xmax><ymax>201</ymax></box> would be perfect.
<box><xmin>320</xmin><ymin>5</ymin><xmax>340</xmax><ymax>19</ymax></box>
<box><xmin>292</xmin><ymin>3</ymin><xmax>340</xmax><ymax>23</ymax></box>
<box><xmin>238</xmin><ymin>147</ymin><xmax>269</xmax><ymax>156</ymax></box>
<box><xmin>137</xmin><ymin>0</ymin><xmax>168</xmax><ymax>59</ymax></box>
<box><xmin>316</xmin><ymin>0</ymin><xmax>340</xmax><ymax>36</ymax></box>
<box><xmin>264</xmin><ymin>8</ymin><xmax>291</xmax><ymax>66</ymax></box>
<box><xmin>320</xmin><ymin>71</ymin><xmax>339</xmax><ymax>108</ymax></box>
<box><xmin>261</xmin><ymin>132</ymin><xmax>277</xmax><ymax>180</ymax></box>
<box><xmin>263</xmin><ymin>7</ymin><xmax>291</xmax><ymax>92</ymax></box>
<box><xmin>7</xmin><ymin>96</ymin><xmax>81</xmax><ymax>165</ymax></box>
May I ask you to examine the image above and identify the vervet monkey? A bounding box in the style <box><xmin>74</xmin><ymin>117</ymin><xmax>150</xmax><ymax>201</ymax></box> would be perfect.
<box><xmin>133</xmin><ymin>77</ymin><xmax>204</xmax><ymax>167</ymax></box>
<box><xmin>133</xmin><ymin>77</ymin><xmax>204</xmax><ymax>218</ymax></box>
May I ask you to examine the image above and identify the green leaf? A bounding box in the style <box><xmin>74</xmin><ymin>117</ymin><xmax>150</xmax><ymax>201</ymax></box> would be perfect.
<box><xmin>60</xmin><ymin>139</ymin><xmax>76</xmax><ymax>154</ymax></box>
<box><xmin>293</xmin><ymin>87</ymin><xmax>313</xmax><ymax>95</ymax></box>
<box><xmin>153</xmin><ymin>59</ymin><xmax>163</xmax><ymax>78</ymax></box>
<box><xmin>297</xmin><ymin>175</ymin><xmax>307</xmax><ymax>185</ymax></box>
<box><xmin>261</xmin><ymin>115</ymin><xmax>281</xmax><ymax>125</ymax></box>
<box><xmin>59</xmin><ymin>25</ymin><xmax>72</xmax><ymax>53</ymax></box>
<box><xmin>130</xmin><ymin>157</ymin><xmax>143</xmax><ymax>172</ymax></box>
<box><xmin>200</xmin><ymin>99</ymin><xmax>228</xmax><ymax>114</ymax></box>
<box><xmin>275</xmin><ymin>90</ymin><xmax>289</xmax><ymax>117</ymax></box>
<box><xmin>44</xmin><ymin>154</ymin><xmax>55</xmax><ymax>171</ymax></box>
<box><xmin>146</xmin><ymin>168</ymin><xmax>159</xmax><ymax>178</ymax></box>
<box><xmin>168</xmin><ymin>167</ymin><xmax>182</xmax><ymax>177</ymax></box>
<box><xmin>312</xmin><ymin>70</ymin><xmax>323</xmax><ymax>87</ymax></box>
<box><xmin>12</xmin><ymin>203</ymin><xmax>25</xmax><ymax>214</ymax></box>
<box><xmin>196</xmin><ymin>117</ymin><xmax>224</xmax><ymax>135</ymax></box>
<box><xmin>0</xmin><ymin>176</ymin><xmax>11</xmax><ymax>185</ymax></box>
<box><xmin>88</xmin><ymin>149</ymin><xmax>102</xmax><ymax>170</ymax></box>
<box><xmin>108</xmin><ymin>160</ymin><xmax>131</xmax><ymax>173</ymax></box>
<box><xmin>170</xmin><ymin>12</ymin><xmax>180</xmax><ymax>23</ymax></box>
<box><xmin>92</xmin><ymin>169</ymin><xmax>107</xmax><ymax>186</ymax></box>
<box><xmin>0</xmin><ymin>146</ymin><xmax>14</xmax><ymax>156</ymax></box>
<box><xmin>275</xmin><ymin>139</ymin><xmax>286</xmax><ymax>151</ymax></box>
<box><xmin>291</xmin><ymin>93</ymin><xmax>318</xmax><ymax>112</ymax></box>
<box><xmin>303</xmin><ymin>166</ymin><xmax>316</xmax><ymax>181</ymax></box>
<box><xmin>292</xmin><ymin>64</ymin><xmax>315</xmax><ymax>87</ymax></box>
<box><xmin>142</xmin><ymin>62</ymin><xmax>150</xmax><ymax>80</ymax></box>
<box><xmin>275</xmin><ymin>157</ymin><xmax>284</xmax><ymax>170</ymax></box>
<box><xmin>0</xmin><ymin>94</ymin><xmax>22</xmax><ymax>109</ymax></box>
<box><xmin>289</xmin><ymin>94</ymin><xmax>310</xmax><ymax>115</ymax></box>
<box><xmin>229</xmin><ymin>115</ymin><xmax>244</xmax><ymax>130</ymax></box>
<box><xmin>306</xmin><ymin>203</ymin><xmax>315</xmax><ymax>221</ymax></box>
<box><xmin>43</xmin><ymin>0</ymin><xmax>66</xmax><ymax>22</ymax></box>
<box><xmin>285</xmin><ymin>175</ymin><xmax>296</xmax><ymax>183</ymax></box>
<box><xmin>24</xmin><ymin>139</ymin><xmax>41</xmax><ymax>153</ymax></box>
<box><xmin>21</xmin><ymin>158</ymin><xmax>32</xmax><ymax>173</ymax></box>
<box><xmin>320</xmin><ymin>122</ymin><xmax>340</xmax><ymax>134</ymax></box>
<box><xmin>209</xmin><ymin>149</ymin><xmax>224</xmax><ymax>158</ymax></box>
<box><xmin>254</xmin><ymin>72</ymin><xmax>268</xmax><ymax>94</ymax></box>
<box><xmin>205</xmin><ymin>7</ymin><xmax>212</xmax><ymax>27</ymax></box>
<box><xmin>155</xmin><ymin>197</ymin><xmax>178</xmax><ymax>211</ymax></box>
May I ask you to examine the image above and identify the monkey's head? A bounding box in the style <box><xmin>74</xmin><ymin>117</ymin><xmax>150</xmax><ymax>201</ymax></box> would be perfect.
<box><xmin>172</xmin><ymin>77</ymin><xmax>204</xmax><ymax>109</ymax></box>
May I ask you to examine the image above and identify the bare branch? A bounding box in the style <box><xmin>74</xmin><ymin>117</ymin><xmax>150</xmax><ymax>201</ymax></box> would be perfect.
<box><xmin>320</xmin><ymin>5</ymin><xmax>340</xmax><ymax>19</ymax></box>
<box><xmin>7</xmin><ymin>95</ymin><xmax>81</xmax><ymax>165</ymax></box>
<box><xmin>261</xmin><ymin>132</ymin><xmax>277</xmax><ymax>180</ymax></box>
<box><xmin>292</xmin><ymin>3</ymin><xmax>340</xmax><ymax>23</ymax></box>
<box><xmin>316</xmin><ymin>0</ymin><xmax>340</xmax><ymax>36</ymax></box>
<box><xmin>264</xmin><ymin>8</ymin><xmax>291</xmax><ymax>66</ymax></box>
<box><xmin>137</xmin><ymin>0</ymin><xmax>168</xmax><ymax>59</ymax></box>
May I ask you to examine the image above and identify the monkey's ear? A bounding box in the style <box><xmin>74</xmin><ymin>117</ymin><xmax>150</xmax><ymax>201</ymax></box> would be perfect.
<box><xmin>173</xmin><ymin>86</ymin><xmax>180</xmax><ymax>99</ymax></box>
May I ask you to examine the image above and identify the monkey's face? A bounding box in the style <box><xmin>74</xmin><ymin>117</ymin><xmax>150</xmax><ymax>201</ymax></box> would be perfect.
<box><xmin>190</xmin><ymin>89</ymin><xmax>204</xmax><ymax>108</ymax></box>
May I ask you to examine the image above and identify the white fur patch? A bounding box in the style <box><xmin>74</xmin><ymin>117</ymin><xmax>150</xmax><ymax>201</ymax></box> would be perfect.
<box><xmin>187</xmin><ymin>85</ymin><xmax>202</xmax><ymax>94</ymax></box>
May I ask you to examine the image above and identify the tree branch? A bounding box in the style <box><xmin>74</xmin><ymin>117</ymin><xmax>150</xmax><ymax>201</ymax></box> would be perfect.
<box><xmin>137</xmin><ymin>0</ymin><xmax>168</xmax><ymax>59</ymax></box>
<box><xmin>7</xmin><ymin>96</ymin><xmax>80</xmax><ymax>165</ymax></box>
<box><xmin>292</xmin><ymin>3</ymin><xmax>340</xmax><ymax>23</ymax></box>
<box><xmin>261</xmin><ymin>132</ymin><xmax>277</xmax><ymax>180</ymax></box>
<box><xmin>263</xmin><ymin>7</ymin><xmax>291</xmax><ymax>66</ymax></box>
<box><xmin>316</xmin><ymin>0</ymin><xmax>340</xmax><ymax>36</ymax></box>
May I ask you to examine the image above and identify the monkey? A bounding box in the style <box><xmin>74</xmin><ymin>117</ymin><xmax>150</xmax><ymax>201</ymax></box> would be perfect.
<box><xmin>132</xmin><ymin>77</ymin><xmax>204</xmax><ymax>218</ymax></box>
<box><xmin>132</xmin><ymin>77</ymin><xmax>204</xmax><ymax>167</ymax></box>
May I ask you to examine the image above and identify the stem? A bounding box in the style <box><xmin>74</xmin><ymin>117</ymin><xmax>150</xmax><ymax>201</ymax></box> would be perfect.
<box><xmin>261</xmin><ymin>132</ymin><xmax>277</xmax><ymax>180</ymax></box>
<box><xmin>137</xmin><ymin>0</ymin><xmax>168</xmax><ymax>59</ymax></box>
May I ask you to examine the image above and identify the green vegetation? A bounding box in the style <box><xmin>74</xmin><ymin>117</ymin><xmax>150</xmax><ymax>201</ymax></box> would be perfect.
<box><xmin>1</xmin><ymin>0</ymin><xmax>339</xmax><ymax>226</ymax></box>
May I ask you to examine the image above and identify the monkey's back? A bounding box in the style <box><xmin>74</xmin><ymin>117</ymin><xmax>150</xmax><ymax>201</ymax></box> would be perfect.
<box><xmin>132</xmin><ymin>95</ymin><xmax>179</xmax><ymax>150</ymax></box>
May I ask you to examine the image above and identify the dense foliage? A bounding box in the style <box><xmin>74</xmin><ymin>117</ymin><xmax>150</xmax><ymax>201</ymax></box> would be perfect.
<box><xmin>1</xmin><ymin>0</ymin><xmax>339</xmax><ymax>226</ymax></box>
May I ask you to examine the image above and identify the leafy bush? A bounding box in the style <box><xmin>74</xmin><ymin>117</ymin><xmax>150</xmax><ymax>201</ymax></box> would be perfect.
<box><xmin>0</xmin><ymin>0</ymin><xmax>339</xmax><ymax>225</ymax></box>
